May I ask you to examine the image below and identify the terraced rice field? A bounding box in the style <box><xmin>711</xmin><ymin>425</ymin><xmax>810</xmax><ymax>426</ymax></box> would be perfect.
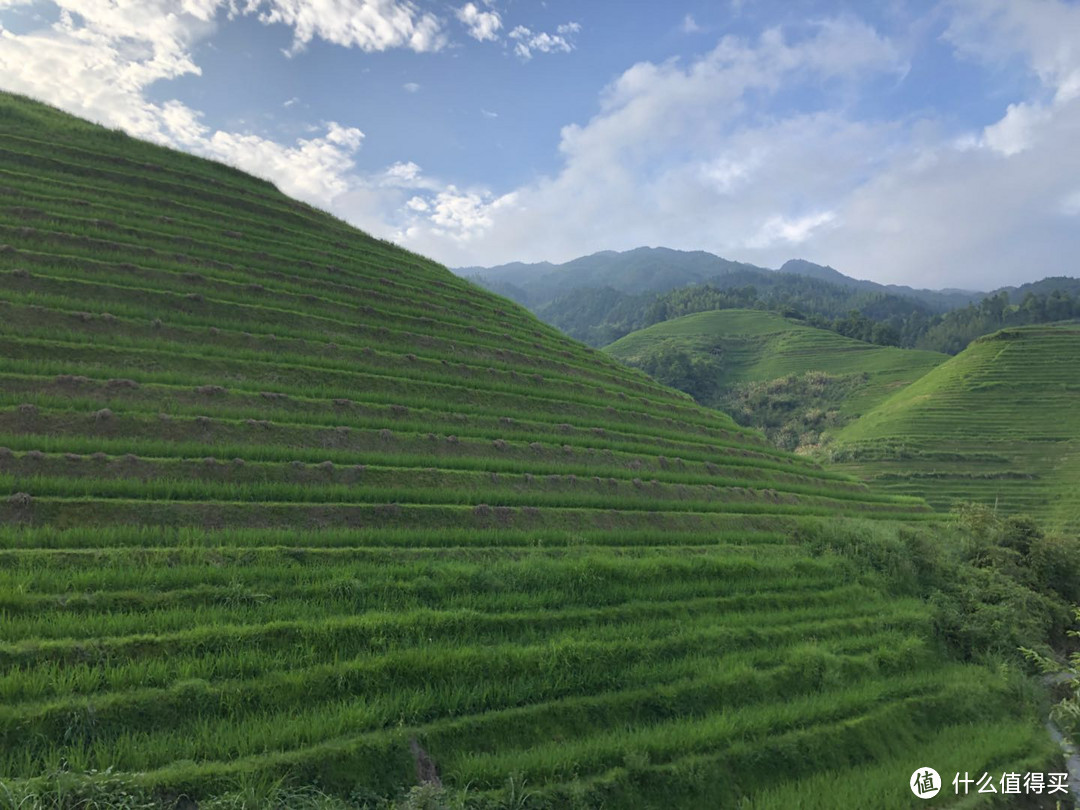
<box><xmin>0</xmin><ymin>94</ymin><xmax>1057</xmax><ymax>807</ymax></box>
<box><xmin>832</xmin><ymin>324</ymin><xmax>1080</xmax><ymax>534</ymax></box>
<box><xmin>605</xmin><ymin>309</ymin><xmax>946</xmax><ymax>422</ymax></box>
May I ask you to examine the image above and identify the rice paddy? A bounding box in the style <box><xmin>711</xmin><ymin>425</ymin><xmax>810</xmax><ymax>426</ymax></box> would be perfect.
<box><xmin>0</xmin><ymin>93</ymin><xmax>1058</xmax><ymax>808</ymax></box>
<box><xmin>831</xmin><ymin>324</ymin><xmax>1080</xmax><ymax>534</ymax></box>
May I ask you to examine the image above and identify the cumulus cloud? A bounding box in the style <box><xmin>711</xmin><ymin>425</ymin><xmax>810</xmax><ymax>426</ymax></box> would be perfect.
<box><xmin>945</xmin><ymin>0</ymin><xmax>1080</xmax><ymax>103</ymax></box>
<box><xmin>201</xmin><ymin>121</ymin><xmax>365</xmax><ymax>200</ymax></box>
<box><xmin>801</xmin><ymin>0</ymin><xmax>1080</xmax><ymax>287</ymax></box>
<box><xmin>941</xmin><ymin>0</ymin><xmax>1080</xmax><ymax>163</ymax></box>
<box><xmin>0</xmin><ymin>0</ymin><xmax>449</xmax><ymax>132</ymax></box>
<box><xmin>427</xmin><ymin>186</ymin><xmax>517</xmax><ymax>237</ymax></box>
<box><xmin>508</xmin><ymin>22</ymin><xmax>578</xmax><ymax>60</ymax></box>
<box><xmin>393</xmin><ymin>18</ymin><xmax>906</xmax><ymax>264</ymax></box>
<box><xmin>0</xmin><ymin>2</ymin><xmax>213</xmax><ymax>143</ymax></box>
<box><xmin>456</xmin><ymin>2</ymin><xmax>500</xmax><ymax>42</ymax></box>
<box><xmin>338</xmin><ymin>163</ymin><xmax>515</xmax><ymax>243</ymax></box>
<box><xmin>381</xmin><ymin>160</ymin><xmax>424</xmax><ymax>184</ymax></box>
<box><xmin>242</xmin><ymin>0</ymin><xmax>446</xmax><ymax>55</ymax></box>
<box><xmin>394</xmin><ymin>4</ymin><xmax>1080</xmax><ymax>291</ymax></box>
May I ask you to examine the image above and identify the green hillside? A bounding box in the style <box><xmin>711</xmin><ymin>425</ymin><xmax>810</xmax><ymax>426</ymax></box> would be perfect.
<box><xmin>0</xmin><ymin>94</ymin><xmax>1059</xmax><ymax>808</ymax></box>
<box><xmin>831</xmin><ymin>323</ymin><xmax>1080</xmax><ymax>534</ymax></box>
<box><xmin>605</xmin><ymin>309</ymin><xmax>946</xmax><ymax>450</ymax></box>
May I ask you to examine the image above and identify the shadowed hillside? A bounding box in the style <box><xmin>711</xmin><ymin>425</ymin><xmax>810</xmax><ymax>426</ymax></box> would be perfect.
<box><xmin>0</xmin><ymin>93</ymin><xmax>1061</xmax><ymax>808</ymax></box>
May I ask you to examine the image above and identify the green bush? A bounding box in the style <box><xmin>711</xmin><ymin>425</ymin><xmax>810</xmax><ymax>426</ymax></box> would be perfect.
<box><xmin>1028</xmin><ymin>532</ymin><xmax>1080</xmax><ymax>604</ymax></box>
<box><xmin>802</xmin><ymin>508</ymin><xmax>1078</xmax><ymax>662</ymax></box>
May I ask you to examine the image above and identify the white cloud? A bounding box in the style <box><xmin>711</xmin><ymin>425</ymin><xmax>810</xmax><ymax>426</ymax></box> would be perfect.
<box><xmin>403</xmin><ymin>81</ymin><xmax>420</xmax><ymax>92</ymax></box>
<box><xmin>0</xmin><ymin>2</ymin><xmax>212</xmax><ymax>143</ymax></box>
<box><xmin>201</xmin><ymin>121</ymin><xmax>365</xmax><ymax>199</ymax></box>
<box><xmin>0</xmin><ymin>0</ymin><xmax>450</xmax><ymax>140</ymax></box>
<box><xmin>425</xmin><ymin>186</ymin><xmax>518</xmax><ymax>240</ymax></box>
<box><xmin>943</xmin><ymin>1</ymin><xmax>1080</xmax><ymax>163</ymax></box>
<box><xmin>393</xmin><ymin>19</ymin><xmax>906</xmax><ymax>265</ymax></box>
<box><xmin>980</xmin><ymin>101</ymin><xmax>1050</xmax><ymax>156</ymax></box>
<box><xmin>804</xmin><ymin>113</ymin><xmax>1080</xmax><ymax>288</ymax></box>
<box><xmin>793</xmin><ymin>0</ymin><xmax>1080</xmax><ymax>285</ymax></box>
<box><xmin>699</xmin><ymin>151</ymin><xmax>762</xmax><ymax>195</ymax></box>
<box><xmin>481</xmin><ymin>108</ymin><xmax>498</xmax><ymax>118</ymax></box>
<box><xmin>382</xmin><ymin>160</ymin><xmax>423</xmax><ymax>184</ymax></box>
<box><xmin>745</xmin><ymin>211</ymin><xmax>837</xmax><ymax>249</ymax></box>
<box><xmin>243</xmin><ymin>0</ymin><xmax>446</xmax><ymax>55</ymax></box>
<box><xmin>681</xmin><ymin>14</ymin><xmax>702</xmax><ymax>34</ymax></box>
<box><xmin>456</xmin><ymin>2</ymin><xmax>500</xmax><ymax>42</ymax></box>
<box><xmin>390</xmin><ymin>6</ymin><xmax>1080</xmax><ymax>292</ymax></box>
<box><xmin>508</xmin><ymin>22</ymin><xmax>578</xmax><ymax>60</ymax></box>
<box><xmin>945</xmin><ymin>0</ymin><xmax>1080</xmax><ymax>103</ymax></box>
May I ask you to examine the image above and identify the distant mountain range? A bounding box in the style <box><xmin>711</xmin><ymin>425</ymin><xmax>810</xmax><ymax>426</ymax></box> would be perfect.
<box><xmin>457</xmin><ymin>247</ymin><xmax>1080</xmax><ymax>349</ymax></box>
<box><xmin>456</xmin><ymin>247</ymin><xmax>983</xmax><ymax>313</ymax></box>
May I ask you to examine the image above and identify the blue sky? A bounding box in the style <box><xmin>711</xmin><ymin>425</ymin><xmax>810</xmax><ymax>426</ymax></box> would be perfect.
<box><xmin>2</xmin><ymin>0</ymin><xmax>1079</xmax><ymax>289</ymax></box>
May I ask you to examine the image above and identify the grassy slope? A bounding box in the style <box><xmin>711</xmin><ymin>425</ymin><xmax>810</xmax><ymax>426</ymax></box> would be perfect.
<box><xmin>831</xmin><ymin>323</ymin><xmax>1080</xmax><ymax>534</ymax></box>
<box><xmin>0</xmin><ymin>93</ymin><xmax>1053</xmax><ymax>807</ymax></box>
<box><xmin>606</xmin><ymin>309</ymin><xmax>946</xmax><ymax>425</ymax></box>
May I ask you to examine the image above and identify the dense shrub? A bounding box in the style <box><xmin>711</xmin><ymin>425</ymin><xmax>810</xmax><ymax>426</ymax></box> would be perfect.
<box><xmin>799</xmin><ymin>506</ymin><xmax>1080</xmax><ymax>661</ymax></box>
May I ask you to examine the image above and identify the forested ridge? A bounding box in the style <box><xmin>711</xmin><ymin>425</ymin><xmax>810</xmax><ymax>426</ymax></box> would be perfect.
<box><xmin>467</xmin><ymin>250</ymin><xmax>1079</xmax><ymax>355</ymax></box>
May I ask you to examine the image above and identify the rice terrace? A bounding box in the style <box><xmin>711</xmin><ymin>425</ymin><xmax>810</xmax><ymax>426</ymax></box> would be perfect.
<box><xmin>2</xmin><ymin>2</ymin><xmax>1080</xmax><ymax>809</ymax></box>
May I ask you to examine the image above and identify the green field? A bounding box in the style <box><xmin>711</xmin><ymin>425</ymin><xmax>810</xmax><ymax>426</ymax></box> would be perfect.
<box><xmin>830</xmin><ymin>324</ymin><xmax>1080</xmax><ymax>534</ymax></box>
<box><xmin>604</xmin><ymin>310</ymin><xmax>1080</xmax><ymax>535</ymax></box>
<box><xmin>0</xmin><ymin>94</ymin><xmax>1061</xmax><ymax>808</ymax></box>
<box><xmin>605</xmin><ymin>309</ymin><xmax>946</xmax><ymax>448</ymax></box>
